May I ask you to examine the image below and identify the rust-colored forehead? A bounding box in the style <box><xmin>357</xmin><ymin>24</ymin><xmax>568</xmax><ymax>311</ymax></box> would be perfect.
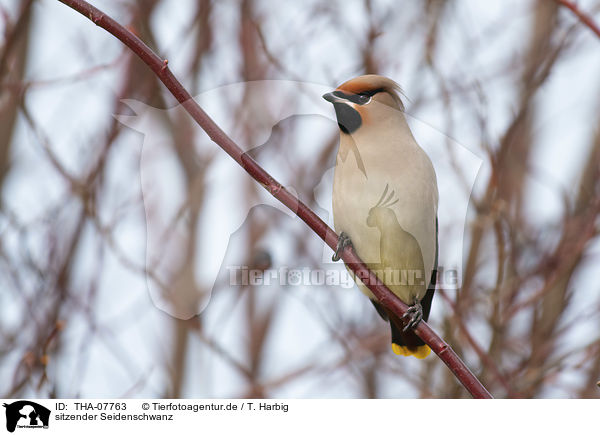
<box><xmin>334</xmin><ymin>75</ymin><xmax>404</xmax><ymax>111</ymax></box>
<box><xmin>336</xmin><ymin>74</ymin><xmax>398</xmax><ymax>95</ymax></box>
<box><xmin>337</xmin><ymin>78</ymin><xmax>378</xmax><ymax>94</ymax></box>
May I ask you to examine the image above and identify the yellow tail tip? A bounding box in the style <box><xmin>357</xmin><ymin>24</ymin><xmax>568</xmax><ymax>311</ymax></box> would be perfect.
<box><xmin>392</xmin><ymin>343</ymin><xmax>431</xmax><ymax>359</ymax></box>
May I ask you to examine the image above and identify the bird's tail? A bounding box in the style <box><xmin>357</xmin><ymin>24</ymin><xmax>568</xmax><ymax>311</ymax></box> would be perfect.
<box><xmin>389</xmin><ymin>318</ymin><xmax>431</xmax><ymax>359</ymax></box>
<box><xmin>370</xmin><ymin>298</ymin><xmax>432</xmax><ymax>359</ymax></box>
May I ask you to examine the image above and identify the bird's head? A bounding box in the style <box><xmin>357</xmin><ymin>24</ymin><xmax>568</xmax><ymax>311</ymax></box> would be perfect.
<box><xmin>323</xmin><ymin>74</ymin><xmax>405</xmax><ymax>135</ymax></box>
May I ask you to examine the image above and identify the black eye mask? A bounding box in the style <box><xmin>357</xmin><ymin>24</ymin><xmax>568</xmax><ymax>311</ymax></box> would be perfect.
<box><xmin>332</xmin><ymin>88</ymin><xmax>383</xmax><ymax>105</ymax></box>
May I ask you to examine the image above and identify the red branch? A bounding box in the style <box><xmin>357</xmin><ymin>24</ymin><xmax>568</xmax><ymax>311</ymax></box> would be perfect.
<box><xmin>556</xmin><ymin>0</ymin><xmax>600</xmax><ymax>39</ymax></box>
<box><xmin>57</xmin><ymin>0</ymin><xmax>493</xmax><ymax>399</ymax></box>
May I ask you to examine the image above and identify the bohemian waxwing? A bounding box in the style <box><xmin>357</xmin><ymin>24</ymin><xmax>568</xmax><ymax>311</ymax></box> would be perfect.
<box><xmin>323</xmin><ymin>75</ymin><xmax>438</xmax><ymax>359</ymax></box>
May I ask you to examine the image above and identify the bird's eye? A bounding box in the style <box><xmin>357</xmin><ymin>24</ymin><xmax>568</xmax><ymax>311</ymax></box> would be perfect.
<box><xmin>356</xmin><ymin>94</ymin><xmax>372</xmax><ymax>105</ymax></box>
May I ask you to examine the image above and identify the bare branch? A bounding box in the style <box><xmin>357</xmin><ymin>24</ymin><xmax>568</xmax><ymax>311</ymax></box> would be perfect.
<box><xmin>556</xmin><ymin>0</ymin><xmax>600</xmax><ymax>39</ymax></box>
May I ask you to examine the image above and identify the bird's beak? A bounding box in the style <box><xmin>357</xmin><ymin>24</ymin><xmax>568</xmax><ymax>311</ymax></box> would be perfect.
<box><xmin>322</xmin><ymin>92</ymin><xmax>343</xmax><ymax>104</ymax></box>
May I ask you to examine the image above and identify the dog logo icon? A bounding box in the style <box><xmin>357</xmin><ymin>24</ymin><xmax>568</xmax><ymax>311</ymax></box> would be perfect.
<box><xmin>3</xmin><ymin>401</ymin><xmax>50</xmax><ymax>432</ymax></box>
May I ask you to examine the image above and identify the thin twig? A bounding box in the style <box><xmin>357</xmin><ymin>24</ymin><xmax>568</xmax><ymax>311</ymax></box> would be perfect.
<box><xmin>556</xmin><ymin>0</ymin><xmax>600</xmax><ymax>39</ymax></box>
<box><xmin>56</xmin><ymin>0</ymin><xmax>493</xmax><ymax>399</ymax></box>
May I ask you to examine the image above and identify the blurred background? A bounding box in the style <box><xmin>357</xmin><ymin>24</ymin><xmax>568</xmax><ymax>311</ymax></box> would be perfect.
<box><xmin>1</xmin><ymin>0</ymin><xmax>599</xmax><ymax>398</ymax></box>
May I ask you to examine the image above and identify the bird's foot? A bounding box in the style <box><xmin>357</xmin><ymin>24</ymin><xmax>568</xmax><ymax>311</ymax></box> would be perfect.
<box><xmin>332</xmin><ymin>232</ymin><xmax>353</xmax><ymax>262</ymax></box>
<box><xmin>401</xmin><ymin>302</ymin><xmax>423</xmax><ymax>331</ymax></box>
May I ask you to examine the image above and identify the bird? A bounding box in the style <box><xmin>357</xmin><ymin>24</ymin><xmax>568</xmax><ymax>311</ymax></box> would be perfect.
<box><xmin>323</xmin><ymin>75</ymin><xmax>438</xmax><ymax>359</ymax></box>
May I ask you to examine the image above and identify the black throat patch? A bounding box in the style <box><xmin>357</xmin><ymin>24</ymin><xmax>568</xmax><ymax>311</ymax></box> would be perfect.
<box><xmin>333</xmin><ymin>103</ymin><xmax>361</xmax><ymax>134</ymax></box>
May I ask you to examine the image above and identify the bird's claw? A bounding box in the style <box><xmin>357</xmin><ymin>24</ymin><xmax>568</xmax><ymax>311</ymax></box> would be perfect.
<box><xmin>332</xmin><ymin>232</ymin><xmax>353</xmax><ymax>262</ymax></box>
<box><xmin>401</xmin><ymin>302</ymin><xmax>423</xmax><ymax>331</ymax></box>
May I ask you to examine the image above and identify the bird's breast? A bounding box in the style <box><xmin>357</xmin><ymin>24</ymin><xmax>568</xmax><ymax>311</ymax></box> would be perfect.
<box><xmin>332</xmin><ymin>131</ymin><xmax>438</xmax><ymax>303</ymax></box>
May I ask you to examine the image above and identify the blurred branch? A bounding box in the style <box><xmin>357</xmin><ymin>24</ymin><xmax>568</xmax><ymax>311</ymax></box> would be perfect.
<box><xmin>556</xmin><ymin>0</ymin><xmax>600</xmax><ymax>39</ymax></box>
<box><xmin>0</xmin><ymin>0</ymin><xmax>33</xmax><ymax>192</ymax></box>
<box><xmin>57</xmin><ymin>0</ymin><xmax>492</xmax><ymax>399</ymax></box>
<box><xmin>438</xmin><ymin>290</ymin><xmax>513</xmax><ymax>395</ymax></box>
